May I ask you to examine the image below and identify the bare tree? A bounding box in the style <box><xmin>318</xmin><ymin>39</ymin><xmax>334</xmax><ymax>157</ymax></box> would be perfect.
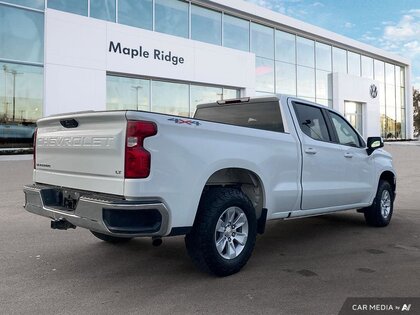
<box><xmin>414</xmin><ymin>88</ymin><xmax>420</xmax><ymax>137</ymax></box>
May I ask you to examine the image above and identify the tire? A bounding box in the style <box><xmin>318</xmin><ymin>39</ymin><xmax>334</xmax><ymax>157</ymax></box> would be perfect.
<box><xmin>185</xmin><ymin>187</ymin><xmax>257</xmax><ymax>277</ymax></box>
<box><xmin>363</xmin><ymin>180</ymin><xmax>394</xmax><ymax>227</ymax></box>
<box><xmin>90</xmin><ymin>230</ymin><xmax>132</xmax><ymax>243</ymax></box>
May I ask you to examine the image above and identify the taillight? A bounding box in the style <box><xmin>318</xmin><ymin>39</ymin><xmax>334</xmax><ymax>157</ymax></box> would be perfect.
<box><xmin>33</xmin><ymin>128</ymin><xmax>37</xmax><ymax>169</ymax></box>
<box><xmin>125</xmin><ymin>121</ymin><xmax>157</xmax><ymax>178</ymax></box>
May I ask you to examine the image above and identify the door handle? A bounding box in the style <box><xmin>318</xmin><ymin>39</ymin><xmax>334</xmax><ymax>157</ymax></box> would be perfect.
<box><xmin>344</xmin><ymin>152</ymin><xmax>354</xmax><ymax>158</ymax></box>
<box><xmin>304</xmin><ymin>147</ymin><xmax>317</xmax><ymax>155</ymax></box>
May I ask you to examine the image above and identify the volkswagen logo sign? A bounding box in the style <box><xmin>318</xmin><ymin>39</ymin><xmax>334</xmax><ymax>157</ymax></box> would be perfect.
<box><xmin>370</xmin><ymin>84</ymin><xmax>378</xmax><ymax>98</ymax></box>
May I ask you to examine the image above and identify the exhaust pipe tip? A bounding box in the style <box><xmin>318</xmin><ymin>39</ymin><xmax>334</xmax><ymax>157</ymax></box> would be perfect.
<box><xmin>51</xmin><ymin>219</ymin><xmax>76</xmax><ymax>230</ymax></box>
<box><xmin>152</xmin><ymin>237</ymin><xmax>163</xmax><ymax>247</ymax></box>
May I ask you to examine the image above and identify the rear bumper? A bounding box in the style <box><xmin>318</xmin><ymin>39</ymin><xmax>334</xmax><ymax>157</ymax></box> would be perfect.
<box><xmin>23</xmin><ymin>184</ymin><xmax>170</xmax><ymax>237</ymax></box>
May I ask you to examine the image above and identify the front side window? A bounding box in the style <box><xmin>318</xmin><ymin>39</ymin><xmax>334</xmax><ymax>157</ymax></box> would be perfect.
<box><xmin>330</xmin><ymin>111</ymin><xmax>361</xmax><ymax>147</ymax></box>
<box><xmin>293</xmin><ymin>103</ymin><xmax>330</xmax><ymax>142</ymax></box>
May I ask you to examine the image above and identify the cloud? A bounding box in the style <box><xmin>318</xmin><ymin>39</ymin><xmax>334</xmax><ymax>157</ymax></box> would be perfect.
<box><xmin>362</xmin><ymin>10</ymin><xmax>420</xmax><ymax>89</ymax></box>
<box><xmin>344</xmin><ymin>22</ymin><xmax>355</xmax><ymax>29</ymax></box>
<box><xmin>312</xmin><ymin>2</ymin><xmax>324</xmax><ymax>7</ymax></box>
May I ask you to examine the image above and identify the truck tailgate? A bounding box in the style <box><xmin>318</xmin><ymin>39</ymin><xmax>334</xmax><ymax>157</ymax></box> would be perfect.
<box><xmin>34</xmin><ymin>111</ymin><xmax>127</xmax><ymax>195</ymax></box>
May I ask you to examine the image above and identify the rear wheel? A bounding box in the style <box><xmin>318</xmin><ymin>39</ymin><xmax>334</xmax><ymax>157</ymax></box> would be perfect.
<box><xmin>363</xmin><ymin>180</ymin><xmax>394</xmax><ymax>227</ymax></box>
<box><xmin>185</xmin><ymin>187</ymin><xmax>257</xmax><ymax>277</ymax></box>
<box><xmin>90</xmin><ymin>230</ymin><xmax>132</xmax><ymax>243</ymax></box>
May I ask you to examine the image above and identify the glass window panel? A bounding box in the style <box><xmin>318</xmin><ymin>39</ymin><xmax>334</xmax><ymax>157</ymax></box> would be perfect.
<box><xmin>293</xmin><ymin>103</ymin><xmax>330</xmax><ymax>141</ymax></box>
<box><xmin>190</xmin><ymin>85</ymin><xmax>222</xmax><ymax>116</ymax></box>
<box><xmin>316</xmin><ymin>98</ymin><xmax>328</xmax><ymax>107</ymax></box>
<box><xmin>385</xmin><ymin>83</ymin><xmax>396</xmax><ymax>139</ymax></box>
<box><xmin>223</xmin><ymin>14</ymin><xmax>249</xmax><ymax>52</ymax></box>
<box><xmin>330</xmin><ymin>112</ymin><xmax>361</xmax><ymax>147</ymax></box>
<box><xmin>297</xmin><ymin>36</ymin><xmax>314</xmax><ymax>68</ymax></box>
<box><xmin>385</xmin><ymin>63</ymin><xmax>395</xmax><ymax>86</ymax></box>
<box><xmin>255</xmin><ymin>57</ymin><xmax>274</xmax><ymax>93</ymax></box>
<box><xmin>48</xmin><ymin>0</ymin><xmax>87</xmax><ymax>15</ymax></box>
<box><xmin>251</xmin><ymin>23</ymin><xmax>274</xmax><ymax>59</ymax></box>
<box><xmin>5</xmin><ymin>0</ymin><xmax>44</xmax><ymax>9</ymax></box>
<box><xmin>191</xmin><ymin>5</ymin><xmax>221</xmax><ymax>45</ymax></box>
<box><xmin>400</xmin><ymin>66</ymin><xmax>405</xmax><ymax>87</ymax></box>
<box><xmin>106</xmin><ymin>76</ymin><xmax>150</xmax><ymax>111</ymax></box>
<box><xmin>118</xmin><ymin>0</ymin><xmax>152</xmax><ymax>30</ymax></box>
<box><xmin>275</xmin><ymin>30</ymin><xmax>295</xmax><ymax>64</ymax></box>
<box><xmin>276</xmin><ymin>61</ymin><xmax>296</xmax><ymax>95</ymax></box>
<box><xmin>316</xmin><ymin>70</ymin><xmax>332</xmax><ymax>100</ymax></box>
<box><xmin>0</xmin><ymin>5</ymin><xmax>44</xmax><ymax>63</ymax></box>
<box><xmin>152</xmin><ymin>80</ymin><xmax>189</xmax><ymax>116</ymax></box>
<box><xmin>223</xmin><ymin>88</ymin><xmax>239</xmax><ymax>100</ymax></box>
<box><xmin>315</xmin><ymin>42</ymin><xmax>331</xmax><ymax>71</ymax></box>
<box><xmin>333</xmin><ymin>47</ymin><xmax>347</xmax><ymax>73</ymax></box>
<box><xmin>297</xmin><ymin>66</ymin><xmax>315</xmax><ymax>98</ymax></box>
<box><xmin>90</xmin><ymin>0</ymin><xmax>115</xmax><ymax>22</ymax></box>
<box><xmin>347</xmin><ymin>51</ymin><xmax>361</xmax><ymax>76</ymax></box>
<box><xmin>374</xmin><ymin>59</ymin><xmax>384</xmax><ymax>83</ymax></box>
<box><xmin>400</xmin><ymin>107</ymin><xmax>406</xmax><ymax>138</ymax></box>
<box><xmin>361</xmin><ymin>55</ymin><xmax>373</xmax><ymax>79</ymax></box>
<box><xmin>0</xmin><ymin>62</ymin><xmax>43</xmax><ymax>148</ymax></box>
<box><xmin>155</xmin><ymin>0</ymin><xmax>188</xmax><ymax>38</ymax></box>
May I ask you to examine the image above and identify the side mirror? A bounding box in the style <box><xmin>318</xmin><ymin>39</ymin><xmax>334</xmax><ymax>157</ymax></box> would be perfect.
<box><xmin>366</xmin><ymin>137</ymin><xmax>384</xmax><ymax>156</ymax></box>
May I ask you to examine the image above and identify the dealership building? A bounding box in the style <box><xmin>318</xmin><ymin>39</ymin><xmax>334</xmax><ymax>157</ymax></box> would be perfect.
<box><xmin>0</xmin><ymin>0</ymin><xmax>414</xmax><ymax>148</ymax></box>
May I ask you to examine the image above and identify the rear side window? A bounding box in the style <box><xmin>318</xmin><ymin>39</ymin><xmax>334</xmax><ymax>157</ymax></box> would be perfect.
<box><xmin>194</xmin><ymin>101</ymin><xmax>284</xmax><ymax>132</ymax></box>
<box><xmin>293</xmin><ymin>103</ymin><xmax>331</xmax><ymax>142</ymax></box>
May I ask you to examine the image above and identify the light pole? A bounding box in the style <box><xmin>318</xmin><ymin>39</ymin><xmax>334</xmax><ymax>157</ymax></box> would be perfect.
<box><xmin>4</xmin><ymin>67</ymin><xmax>22</xmax><ymax>122</ymax></box>
<box><xmin>131</xmin><ymin>85</ymin><xmax>143</xmax><ymax>110</ymax></box>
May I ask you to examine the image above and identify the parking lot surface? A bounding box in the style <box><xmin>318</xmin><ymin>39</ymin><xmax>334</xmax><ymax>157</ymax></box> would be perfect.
<box><xmin>1</xmin><ymin>144</ymin><xmax>419</xmax><ymax>315</ymax></box>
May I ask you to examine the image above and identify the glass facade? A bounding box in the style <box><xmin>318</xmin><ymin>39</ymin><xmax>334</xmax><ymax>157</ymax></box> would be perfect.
<box><xmin>118</xmin><ymin>0</ymin><xmax>152</xmax><ymax>30</ymax></box>
<box><xmin>0</xmin><ymin>0</ymin><xmax>409</xmax><ymax>143</ymax></box>
<box><xmin>90</xmin><ymin>0</ymin><xmax>116</xmax><ymax>22</ymax></box>
<box><xmin>155</xmin><ymin>0</ymin><xmax>188</xmax><ymax>38</ymax></box>
<box><xmin>191</xmin><ymin>5</ymin><xmax>221</xmax><ymax>45</ymax></box>
<box><xmin>106</xmin><ymin>75</ymin><xmax>239</xmax><ymax>117</ymax></box>
<box><xmin>48</xmin><ymin>0</ymin><xmax>88</xmax><ymax>16</ymax></box>
<box><xmin>223</xmin><ymin>14</ymin><xmax>249</xmax><ymax>52</ymax></box>
<box><xmin>0</xmin><ymin>2</ymin><xmax>44</xmax><ymax>149</ymax></box>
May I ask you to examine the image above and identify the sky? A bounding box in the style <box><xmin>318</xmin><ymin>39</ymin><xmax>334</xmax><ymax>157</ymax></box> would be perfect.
<box><xmin>245</xmin><ymin>0</ymin><xmax>420</xmax><ymax>89</ymax></box>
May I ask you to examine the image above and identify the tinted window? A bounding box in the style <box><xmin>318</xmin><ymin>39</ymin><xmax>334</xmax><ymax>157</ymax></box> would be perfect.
<box><xmin>251</xmin><ymin>22</ymin><xmax>274</xmax><ymax>59</ymax></box>
<box><xmin>195</xmin><ymin>101</ymin><xmax>284</xmax><ymax>133</ymax></box>
<box><xmin>293</xmin><ymin>103</ymin><xmax>330</xmax><ymax>142</ymax></box>
<box><xmin>330</xmin><ymin>112</ymin><xmax>361</xmax><ymax>147</ymax></box>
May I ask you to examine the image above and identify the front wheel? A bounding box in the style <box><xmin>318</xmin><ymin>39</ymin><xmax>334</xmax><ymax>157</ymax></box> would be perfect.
<box><xmin>185</xmin><ymin>187</ymin><xmax>257</xmax><ymax>277</ymax></box>
<box><xmin>363</xmin><ymin>180</ymin><xmax>394</xmax><ymax>227</ymax></box>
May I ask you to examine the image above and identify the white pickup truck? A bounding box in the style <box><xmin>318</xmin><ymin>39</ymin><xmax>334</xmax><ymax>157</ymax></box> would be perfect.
<box><xmin>24</xmin><ymin>95</ymin><xmax>396</xmax><ymax>276</ymax></box>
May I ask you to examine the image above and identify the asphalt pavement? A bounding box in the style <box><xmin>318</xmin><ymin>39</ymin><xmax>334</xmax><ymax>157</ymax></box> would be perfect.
<box><xmin>0</xmin><ymin>144</ymin><xmax>419</xmax><ymax>315</ymax></box>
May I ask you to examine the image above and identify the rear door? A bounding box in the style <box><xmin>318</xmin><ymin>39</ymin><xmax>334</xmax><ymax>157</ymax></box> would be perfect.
<box><xmin>34</xmin><ymin>111</ymin><xmax>127</xmax><ymax>195</ymax></box>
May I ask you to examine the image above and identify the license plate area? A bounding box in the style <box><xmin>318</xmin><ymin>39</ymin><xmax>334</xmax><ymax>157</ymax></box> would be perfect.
<box><xmin>41</xmin><ymin>188</ymin><xmax>80</xmax><ymax>211</ymax></box>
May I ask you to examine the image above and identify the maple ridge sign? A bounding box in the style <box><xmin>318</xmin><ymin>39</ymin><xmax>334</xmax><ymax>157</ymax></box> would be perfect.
<box><xmin>108</xmin><ymin>41</ymin><xmax>185</xmax><ymax>66</ymax></box>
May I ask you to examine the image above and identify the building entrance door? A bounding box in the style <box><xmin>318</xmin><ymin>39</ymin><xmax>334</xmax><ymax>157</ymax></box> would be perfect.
<box><xmin>344</xmin><ymin>101</ymin><xmax>363</xmax><ymax>135</ymax></box>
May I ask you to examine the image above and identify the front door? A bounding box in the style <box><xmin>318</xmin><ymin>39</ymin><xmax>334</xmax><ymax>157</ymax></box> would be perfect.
<box><xmin>291</xmin><ymin>102</ymin><xmax>351</xmax><ymax>210</ymax></box>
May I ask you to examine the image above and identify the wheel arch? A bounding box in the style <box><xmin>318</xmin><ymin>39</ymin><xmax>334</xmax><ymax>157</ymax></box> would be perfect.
<box><xmin>198</xmin><ymin>168</ymin><xmax>266</xmax><ymax>221</ymax></box>
<box><xmin>379</xmin><ymin>170</ymin><xmax>396</xmax><ymax>198</ymax></box>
